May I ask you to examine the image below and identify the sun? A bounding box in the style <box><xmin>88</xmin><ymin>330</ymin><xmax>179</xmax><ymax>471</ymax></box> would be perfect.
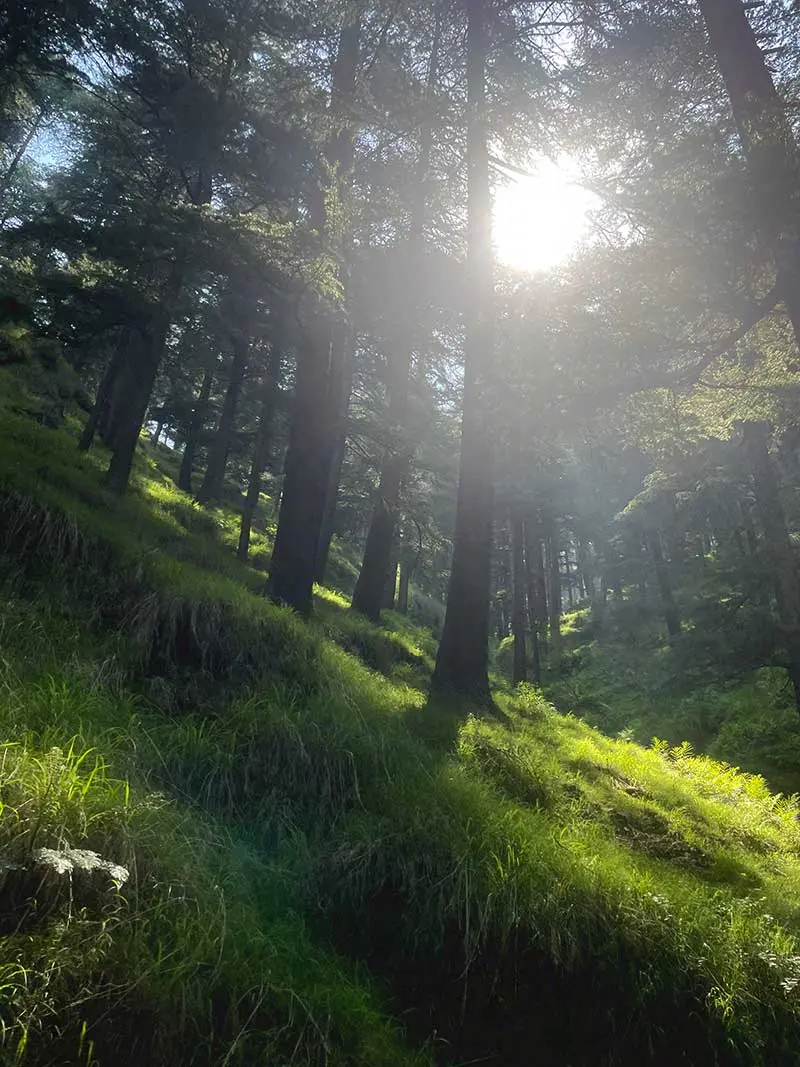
<box><xmin>492</xmin><ymin>156</ymin><xmax>598</xmax><ymax>273</ymax></box>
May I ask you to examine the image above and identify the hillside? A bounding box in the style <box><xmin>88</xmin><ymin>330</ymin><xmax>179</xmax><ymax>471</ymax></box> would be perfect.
<box><xmin>0</xmin><ymin>414</ymin><xmax>799</xmax><ymax>1066</ymax></box>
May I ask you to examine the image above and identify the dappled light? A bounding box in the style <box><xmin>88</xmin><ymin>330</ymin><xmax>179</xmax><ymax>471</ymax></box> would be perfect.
<box><xmin>4</xmin><ymin>0</ymin><xmax>800</xmax><ymax>1064</ymax></box>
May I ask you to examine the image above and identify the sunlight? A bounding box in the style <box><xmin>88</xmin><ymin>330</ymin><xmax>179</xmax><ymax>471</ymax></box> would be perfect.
<box><xmin>492</xmin><ymin>156</ymin><xmax>598</xmax><ymax>273</ymax></box>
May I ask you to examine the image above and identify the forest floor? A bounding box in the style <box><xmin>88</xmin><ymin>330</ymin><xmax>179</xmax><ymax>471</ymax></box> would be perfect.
<box><xmin>3</xmin><ymin>405</ymin><xmax>800</xmax><ymax>1065</ymax></box>
<box><xmin>533</xmin><ymin>604</ymin><xmax>800</xmax><ymax>797</ymax></box>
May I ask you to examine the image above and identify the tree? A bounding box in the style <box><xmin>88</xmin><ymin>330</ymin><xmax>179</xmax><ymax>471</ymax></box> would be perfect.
<box><xmin>266</xmin><ymin>17</ymin><xmax>361</xmax><ymax>614</ymax></box>
<box><xmin>431</xmin><ymin>0</ymin><xmax>495</xmax><ymax>702</ymax></box>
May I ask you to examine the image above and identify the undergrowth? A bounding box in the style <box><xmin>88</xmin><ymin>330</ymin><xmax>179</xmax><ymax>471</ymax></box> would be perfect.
<box><xmin>2</xmin><ymin>413</ymin><xmax>800</xmax><ymax>1065</ymax></box>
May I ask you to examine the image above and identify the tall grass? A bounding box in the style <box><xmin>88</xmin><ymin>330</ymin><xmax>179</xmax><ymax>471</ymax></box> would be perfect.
<box><xmin>2</xmin><ymin>412</ymin><xmax>800</xmax><ymax>1064</ymax></box>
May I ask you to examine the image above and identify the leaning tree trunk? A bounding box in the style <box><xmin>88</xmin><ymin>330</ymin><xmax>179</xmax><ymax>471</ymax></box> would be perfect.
<box><xmin>178</xmin><ymin>368</ymin><xmax>214</xmax><ymax>493</ymax></box>
<box><xmin>105</xmin><ymin>316</ymin><xmax>170</xmax><ymax>494</ymax></box>
<box><xmin>697</xmin><ymin>0</ymin><xmax>800</xmax><ymax>344</ymax></box>
<box><xmin>267</xmin><ymin>19</ymin><xmax>360</xmax><ymax>613</ymax></box>
<box><xmin>197</xmin><ymin>334</ymin><xmax>249</xmax><ymax>505</ymax></box>
<box><xmin>238</xmin><ymin>346</ymin><xmax>282</xmax><ymax>562</ymax></box>
<box><xmin>431</xmin><ymin>0</ymin><xmax>494</xmax><ymax>702</ymax></box>
<box><xmin>351</xmin><ymin>13</ymin><xmax>441</xmax><ymax>621</ymax></box>
<box><xmin>511</xmin><ymin>509</ymin><xmax>527</xmax><ymax>685</ymax></box>
<box><xmin>741</xmin><ymin>421</ymin><xmax>800</xmax><ymax>712</ymax></box>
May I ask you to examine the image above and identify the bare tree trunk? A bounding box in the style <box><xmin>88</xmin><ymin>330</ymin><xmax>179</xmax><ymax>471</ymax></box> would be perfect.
<box><xmin>546</xmin><ymin>522</ymin><xmax>562</xmax><ymax>664</ymax></box>
<box><xmin>197</xmin><ymin>334</ymin><xmax>249</xmax><ymax>505</ymax></box>
<box><xmin>398</xmin><ymin>560</ymin><xmax>410</xmax><ymax>614</ymax></box>
<box><xmin>178</xmin><ymin>368</ymin><xmax>214</xmax><ymax>493</ymax></box>
<box><xmin>78</xmin><ymin>333</ymin><xmax>128</xmax><ymax>452</ymax></box>
<box><xmin>106</xmin><ymin>316</ymin><xmax>169</xmax><ymax>494</ymax></box>
<box><xmin>511</xmin><ymin>510</ymin><xmax>527</xmax><ymax>685</ymax></box>
<box><xmin>238</xmin><ymin>346</ymin><xmax>282</xmax><ymax>562</ymax></box>
<box><xmin>524</xmin><ymin>516</ymin><xmax>546</xmax><ymax>683</ymax></box>
<box><xmin>431</xmin><ymin>0</ymin><xmax>494</xmax><ymax>703</ymax></box>
<box><xmin>267</xmin><ymin>19</ymin><xmax>360</xmax><ymax>613</ymax></box>
<box><xmin>314</xmin><ymin>322</ymin><xmax>356</xmax><ymax>583</ymax></box>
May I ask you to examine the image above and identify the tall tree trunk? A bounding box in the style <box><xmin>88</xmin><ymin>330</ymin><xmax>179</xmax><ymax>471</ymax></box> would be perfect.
<box><xmin>178</xmin><ymin>368</ymin><xmax>214</xmax><ymax>493</ymax></box>
<box><xmin>398</xmin><ymin>560</ymin><xmax>410</xmax><ymax>614</ymax></box>
<box><xmin>546</xmin><ymin>523</ymin><xmax>562</xmax><ymax>663</ymax></box>
<box><xmin>524</xmin><ymin>516</ymin><xmax>546</xmax><ymax>683</ymax></box>
<box><xmin>431</xmin><ymin>0</ymin><xmax>494</xmax><ymax>702</ymax></box>
<box><xmin>105</xmin><ymin>316</ymin><xmax>169</xmax><ymax>494</ymax></box>
<box><xmin>314</xmin><ymin>322</ymin><xmax>356</xmax><ymax>583</ymax></box>
<box><xmin>740</xmin><ymin>421</ymin><xmax>800</xmax><ymax>712</ymax></box>
<box><xmin>197</xmin><ymin>334</ymin><xmax>249</xmax><ymax>505</ymax></box>
<box><xmin>78</xmin><ymin>333</ymin><xmax>128</xmax><ymax>452</ymax></box>
<box><xmin>646</xmin><ymin>528</ymin><xmax>681</xmax><ymax>639</ymax></box>
<box><xmin>351</xmin><ymin>12</ymin><xmax>441</xmax><ymax>621</ymax></box>
<box><xmin>267</xmin><ymin>19</ymin><xmax>360</xmax><ymax>613</ymax></box>
<box><xmin>383</xmin><ymin>556</ymin><xmax>398</xmax><ymax>611</ymax></box>
<box><xmin>697</xmin><ymin>0</ymin><xmax>800</xmax><ymax>343</ymax></box>
<box><xmin>511</xmin><ymin>510</ymin><xmax>527</xmax><ymax>685</ymax></box>
<box><xmin>238</xmin><ymin>347</ymin><xmax>282</xmax><ymax>562</ymax></box>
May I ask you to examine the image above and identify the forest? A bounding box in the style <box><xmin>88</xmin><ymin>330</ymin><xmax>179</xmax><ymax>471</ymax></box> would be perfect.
<box><xmin>4</xmin><ymin>0</ymin><xmax>800</xmax><ymax>1063</ymax></box>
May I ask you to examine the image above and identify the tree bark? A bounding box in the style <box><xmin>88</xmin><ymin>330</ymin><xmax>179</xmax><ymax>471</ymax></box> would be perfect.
<box><xmin>431</xmin><ymin>0</ymin><xmax>494</xmax><ymax>703</ymax></box>
<box><xmin>511</xmin><ymin>510</ymin><xmax>527</xmax><ymax>685</ymax></box>
<box><xmin>314</xmin><ymin>321</ymin><xmax>356</xmax><ymax>583</ymax></box>
<box><xmin>238</xmin><ymin>346</ymin><xmax>282</xmax><ymax>562</ymax></box>
<box><xmin>178</xmin><ymin>368</ymin><xmax>214</xmax><ymax>493</ymax></box>
<box><xmin>524</xmin><ymin>516</ymin><xmax>546</xmax><ymax>683</ymax></box>
<box><xmin>697</xmin><ymin>0</ymin><xmax>800</xmax><ymax>344</ymax></box>
<box><xmin>267</xmin><ymin>19</ymin><xmax>360</xmax><ymax>613</ymax></box>
<box><xmin>78</xmin><ymin>333</ymin><xmax>128</xmax><ymax>452</ymax></box>
<box><xmin>398</xmin><ymin>560</ymin><xmax>410</xmax><ymax>614</ymax></box>
<box><xmin>546</xmin><ymin>522</ymin><xmax>562</xmax><ymax>663</ymax></box>
<box><xmin>740</xmin><ymin>421</ymin><xmax>800</xmax><ymax>712</ymax></box>
<box><xmin>105</xmin><ymin>316</ymin><xmax>169</xmax><ymax>494</ymax></box>
<box><xmin>196</xmin><ymin>334</ymin><xmax>249</xmax><ymax>505</ymax></box>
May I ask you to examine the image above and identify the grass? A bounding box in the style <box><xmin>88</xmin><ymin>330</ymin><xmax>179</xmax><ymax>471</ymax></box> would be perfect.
<box><xmin>542</xmin><ymin>604</ymin><xmax>800</xmax><ymax>795</ymax></box>
<box><xmin>2</xmin><ymin>406</ymin><xmax>800</xmax><ymax>1064</ymax></box>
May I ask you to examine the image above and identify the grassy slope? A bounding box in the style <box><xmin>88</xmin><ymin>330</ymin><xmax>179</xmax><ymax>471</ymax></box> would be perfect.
<box><xmin>538</xmin><ymin>605</ymin><xmax>800</xmax><ymax>795</ymax></box>
<box><xmin>2</xmin><ymin>409</ymin><xmax>800</xmax><ymax>1064</ymax></box>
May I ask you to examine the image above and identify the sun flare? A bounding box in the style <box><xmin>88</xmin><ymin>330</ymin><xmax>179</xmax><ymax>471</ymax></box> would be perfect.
<box><xmin>492</xmin><ymin>156</ymin><xmax>598</xmax><ymax>273</ymax></box>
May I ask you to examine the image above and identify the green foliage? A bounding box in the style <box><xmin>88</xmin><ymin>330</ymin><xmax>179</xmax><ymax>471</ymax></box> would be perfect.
<box><xmin>2</xmin><ymin>417</ymin><xmax>800</xmax><ymax>1064</ymax></box>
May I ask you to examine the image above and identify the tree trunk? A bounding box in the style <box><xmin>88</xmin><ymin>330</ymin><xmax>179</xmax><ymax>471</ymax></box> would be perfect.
<box><xmin>314</xmin><ymin>321</ymin><xmax>355</xmax><ymax>583</ymax></box>
<box><xmin>646</xmin><ymin>528</ymin><xmax>681</xmax><ymax>639</ymax></box>
<box><xmin>105</xmin><ymin>317</ymin><xmax>169</xmax><ymax>494</ymax></box>
<box><xmin>78</xmin><ymin>334</ymin><xmax>128</xmax><ymax>452</ymax></box>
<box><xmin>267</xmin><ymin>19</ymin><xmax>360</xmax><ymax>613</ymax></box>
<box><xmin>697</xmin><ymin>0</ymin><xmax>800</xmax><ymax>344</ymax></box>
<box><xmin>398</xmin><ymin>560</ymin><xmax>410</xmax><ymax>614</ymax></box>
<box><xmin>196</xmin><ymin>335</ymin><xmax>249</xmax><ymax>505</ymax></box>
<box><xmin>546</xmin><ymin>523</ymin><xmax>562</xmax><ymax>663</ymax></box>
<box><xmin>431</xmin><ymin>0</ymin><xmax>494</xmax><ymax>703</ymax></box>
<box><xmin>178</xmin><ymin>368</ymin><xmax>214</xmax><ymax>493</ymax></box>
<box><xmin>383</xmin><ymin>557</ymin><xmax>398</xmax><ymax>611</ymax></box>
<box><xmin>238</xmin><ymin>346</ymin><xmax>282</xmax><ymax>562</ymax></box>
<box><xmin>741</xmin><ymin>421</ymin><xmax>800</xmax><ymax>712</ymax></box>
<box><xmin>511</xmin><ymin>511</ymin><xmax>527</xmax><ymax>685</ymax></box>
<box><xmin>524</xmin><ymin>517</ymin><xmax>546</xmax><ymax>683</ymax></box>
<box><xmin>351</xmin><ymin>14</ymin><xmax>441</xmax><ymax>621</ymax></box>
